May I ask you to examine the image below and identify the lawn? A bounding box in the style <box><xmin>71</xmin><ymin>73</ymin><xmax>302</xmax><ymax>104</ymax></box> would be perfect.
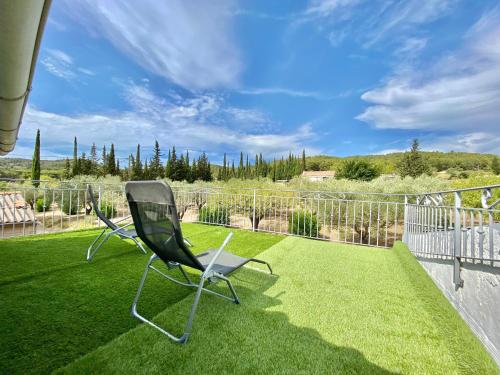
<box><xmin>0</xmin><ymin>224</ymin><xmax>498</xmax><ymax>374</ymax></box>
<box><xmin>0</xmin><ymin>224</ymin><xmax>283</xmax><ymax>374</ymax></box>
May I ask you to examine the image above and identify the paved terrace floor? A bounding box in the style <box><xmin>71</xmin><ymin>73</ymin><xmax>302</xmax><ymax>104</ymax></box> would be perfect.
<box><xmin>0</xmin><ymin>224</ymin><xmax>497</xmax><ymax>374</ymax></box>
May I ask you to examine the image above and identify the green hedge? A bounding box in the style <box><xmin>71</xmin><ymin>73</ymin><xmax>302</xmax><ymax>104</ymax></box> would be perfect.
<box><xmin>198</xmin><ymin>206</ymin><xmax>230</xmax><ymax>225</ymax></box>
<box><xmin>96</xmin><ymin>201</ymin><xmax>117</xmax><ymax>219</ymax></box>
<box><xmin>35</xmin><ymin>196</ymin><xmax>53</xmax><ymax>212</ymax></box>
<box><xmin>288</xmin><ymin>210</ymin><xmax>321</xmax><ymax>237</ymax></box>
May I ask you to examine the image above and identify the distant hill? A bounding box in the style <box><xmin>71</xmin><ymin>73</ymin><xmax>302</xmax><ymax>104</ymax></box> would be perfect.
<box><xmin>0</xmin><ymin>158</ymin><xmax>65</xmax><ymax>179</ymax></box>
<box><xmin>305</xmin><ymin>151</ymin><xmax>496</xmax><ymax>173</ymax></box>
<box><xmin>0</xmin><ymin>151</ymin><xmax>497</xmax><ymax>180</ymax></box>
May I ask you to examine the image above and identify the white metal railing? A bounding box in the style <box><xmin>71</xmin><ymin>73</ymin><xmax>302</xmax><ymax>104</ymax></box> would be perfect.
<box><xmin>173</xmin><ymin>188</ymin><xmax>404</xmax><ymax>247</ymax></box>
<box><xmin>0</xmin><ymin>182</ymin><xmax>405</xmax><ymax>247</ymax></box>
<box><xmin>404</xmin><ymin>185</ymin><xmax>500</xmax><ymax>287</ymax></box>
<box><xmin>1</xmin><ymin>180</ymin><xmax>498</xmax><ymax>286</ymax></box>
<box><xmin>0</xmin><ymin>184</ymin><xmax>129</xmax><ymax>238</ymax></box>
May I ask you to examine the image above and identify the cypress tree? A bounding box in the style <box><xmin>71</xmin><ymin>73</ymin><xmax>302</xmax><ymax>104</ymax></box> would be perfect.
<box><xmin>222</xmin><ymin>153</ymin><xmax>227</xmax><ymax>181</ymax></box>
<box><xmin>177</xmin><ymin>154</ymin><xmax>186</xmax><ymax>181</ymax></box>
<box><xmin>72</xmin><ymin>137</ymin><xmax>79</xmax><ymax>176</ymax></box>
<box><xmin>301</xmin><ymin>149</ymin><xmax>306</xmax><ymax>172</ymax></box>
<box><xmin>165</xmin><ymin>149</ymin><xmax>172</xmax><ymax>178</ymax></box>
<box><xmin>89</xmin><ymin>143</ymin><xmax>98</xmax><ymax>175</ymax></box>
<box><xmin>101</xmin><ymin>145</ymin><xmax>107</xmax><ymax>176</ymax></box>
<box><xmin>238</xmin><ymin>152</ymin><xmax>244</xmax><ymax>178</ymax></box>
<box><xmin>170</xmin><ymin>146</ymin><xmax>181</xmax><ymax>181</ymax></box>
<box><xmin>107</xmin><ymin>144</ymin><xmax>116</xmax><ymax>175</ymax></box>
<box><xmin>185</xmin><ymin>151</ymin><xmax>191</xmax><ymax>181</ymax></box>
<box><xmin>245</xmin><ymin>154</ymin><xmax>250</xmax><ymax>179</ymax></box>
<box><xmin>127</xmin><ymin>154</ymin><xmax>134</xmax><ymax>180</ymax></box>
<box><xmin>143</xmin><ymin>159</ymin><xmax>150</xmax><ymax>179</ymax></box>
<box><xmin>191</xmin><ymin>159</ymin><xmax>198</xmax><ymax>182</ymax></box>
<box><xmin>31</xmin><ymin>129</ymin><xmax>41</xmax><ymax>186</ymax></box>
<box><xmin>133</xmin><ymin>144</ymin><xmax>142</xmax><ymax>180</ymax></box>
<box><xmin>398</xmin><ymin>139</ymin><xmax>430</xmax><ymax>178</ymax></box>
<box><xmin>63</xmin><ymin>158</ymin><xmax>71</xmax><ymax>180</ymax></box>
<box><xmin>150</xmin><ymin>140</ymin><xmax>163</xmax><ymax>179</ymax></box>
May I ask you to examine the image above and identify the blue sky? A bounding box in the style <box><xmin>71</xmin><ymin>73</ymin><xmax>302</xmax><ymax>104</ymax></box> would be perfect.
<box><xmin>10</xmin><ymin>0</ymin><xmax>500</xmax><ymax>163</ymax></box>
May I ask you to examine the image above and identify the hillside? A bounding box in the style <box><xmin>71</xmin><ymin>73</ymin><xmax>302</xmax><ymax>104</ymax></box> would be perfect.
<box><xmin>0</xmin><ymin>151</ymin><xmax>497</xmax><ymax>180</ymax></box>
<box><xmin>305</xmin><ymin>151</ymin><xmax>496</xmax><ymax>173</ymax></box>
<box><xmin>0</xmin><ymin>158</ymin><xmax>65</xmax><ymax>179</ymax></box>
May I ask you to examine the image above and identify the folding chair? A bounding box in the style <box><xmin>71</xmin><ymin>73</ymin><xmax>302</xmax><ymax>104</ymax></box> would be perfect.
<box><xmin>125</xmin><ymin>181</ymin><xmax>272</xmax><ymax>344</ymax></box>
<box><xmin>86</xmin><ymin>185</ymin><xmax>147</xmax><ymax>261</ymax></box>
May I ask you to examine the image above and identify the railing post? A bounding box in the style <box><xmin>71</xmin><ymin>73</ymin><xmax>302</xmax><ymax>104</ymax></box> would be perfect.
<box><xmin>453</xmin><ymin>191</ymin><xmax>463</xmax><ymax>288</ymax></box>
<box><xmin>403</xmin><ymin>195</ymin><xmax>408</xmax><ymax>243</ymax></box>
<box><xmin>252</xmin><ymin>188</ymin><xmax>256</xmax><ymax>232</ymax></box>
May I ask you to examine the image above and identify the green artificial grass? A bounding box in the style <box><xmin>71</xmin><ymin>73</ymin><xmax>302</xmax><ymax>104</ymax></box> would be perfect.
<box><xmin>55</xmin><ymin>238</ymin><xmax>498</xmax><ymax>375</ymax></box>
<box><xmin>0</xmin><ymin>224</ymin><xmax>283</xmax><ymax>374</ymax></box>
<box><xmin>1</xmin><ymin>228</ymin><xmax>497</xmax><ymax>374</ymax></box>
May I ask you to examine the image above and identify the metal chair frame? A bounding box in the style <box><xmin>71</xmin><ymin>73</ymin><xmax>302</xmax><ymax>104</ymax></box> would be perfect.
<box><xmin>131</xmin><ymin>233</ymin><xmax>273</xmax><ymax>344</ymax></box>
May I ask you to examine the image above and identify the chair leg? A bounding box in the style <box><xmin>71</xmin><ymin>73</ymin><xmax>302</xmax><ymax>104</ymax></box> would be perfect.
<box><xmin>130</xmin><ymin>256</ymin><xmax>241</xmax><ymax>344</ymax></box>
<box><xmin>86</xmin><ymin>229</ymin><xmax>111</xmax><ymax>261</ymax></box>
<box><xmin>131</xmin><ymin>237</ymin><xmax>147</xmax><ymax>254</ymax></box>
<box><xmin>248</xmin><ymin>258</ymin><xmax>273</xmax><ymax>274</ymax></box>
<box><xmin>215</xmin><ymin>274</ymin><xmax>240</xmax><ymax>304</ymax></box>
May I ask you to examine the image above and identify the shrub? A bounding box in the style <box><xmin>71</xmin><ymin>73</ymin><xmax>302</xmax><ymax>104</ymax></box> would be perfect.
<box><xmin>492</xmin><ymin>156</ymin><xmax>500</xmax><ymax>175</ymax></box>
<box><xmin>336</xmin><ymin>160</ymin><xmax>380</xmax><ymax>181</ymax></box>
<box><xmin>35</xmin><ymin>196</ymin><xmax>53</xmax><ymax>212</ymax></box>
<box><xmin>97</xmin><ymin>201</ymin><xmax>117</xmax><ymax>219</ymax></box>
<box><xmin>198</xmin><ymin>206</ymin><xmax>230</xmax><ymax>225</ymax></box>
<box><xmin>288</xmin><ymin>210</ymin><xmax>321</xmax><ymax>237</ymax></box>
<box><xmin>61</xmin><ymin>191</ymin><xmax>80</xmax><ymax>215</ymax></box>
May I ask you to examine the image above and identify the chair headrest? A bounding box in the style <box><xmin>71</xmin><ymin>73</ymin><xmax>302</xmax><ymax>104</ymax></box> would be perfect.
<box><xmin>125</xmin><ymin>181</ymin><xmax>174</xmax><ymax>205</ymax></box>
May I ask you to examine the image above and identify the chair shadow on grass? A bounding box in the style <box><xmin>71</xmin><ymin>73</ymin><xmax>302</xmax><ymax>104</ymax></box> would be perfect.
<box><xmin>61</xmin><ymin>267</ymin><xmax>401</xmax><ymax>375</ymax></box>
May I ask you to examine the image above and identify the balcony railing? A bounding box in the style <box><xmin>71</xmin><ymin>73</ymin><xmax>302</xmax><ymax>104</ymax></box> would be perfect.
<box><xmin>1</xmin><ymin>180</ymin><xmax>498</xmax><ymax>286</ymax></box>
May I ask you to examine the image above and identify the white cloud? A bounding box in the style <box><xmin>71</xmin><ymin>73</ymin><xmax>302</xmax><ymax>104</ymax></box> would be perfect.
<box><xmin>305</xmin><ymin>0</ymin><xmax>360</xmax><ymax>18</ymax></box>
<box><xmin>300</xmin><ymin>0</ymin><xmax>453</xmax><ymax>48</ymax></box>
<box><xmin>238</xmin><ymin>87</ymin><xmax>338</xmax><ymax>100</ymax></box>
<box><xmin>357</xmin><ymin>7</ymin><xmax>500</xmax><ymax>154</ymax></box>
<box><xmin>62</xmin><ymin>0</ymin><xmax>241</xmax><ymax>90</ymax></box>
<box><xmin>40</xmin><ymin>49</ymin><xmax>94</xmax><ymax>81</ymax></box>
<box><xmin>362</xmin><ymin>0</ymin><xmax>453</xmax><ymax>47</ymax></box>
<box><xmin>41</xmin><ymin>49</ymin><xmax>76</xmax><ymax>81</ymax></box>
<box><xmin>20</xmin><ymin>83</ymin><xmax>317</xmax><ymax>159</ymax></box>
<box><xmin>328</xmin><ymin>29</ymin><xmax>348</xmax><ymax>47</ymax></box>
<box><xmin>394</xmin><ymin>37</ymin><xmax>428</xmax><ymax>59</ymax></box>
<box><xmin>77</xmin><ymin>68</ymin><xmax>95</xmax><ymax>76</ymax></box>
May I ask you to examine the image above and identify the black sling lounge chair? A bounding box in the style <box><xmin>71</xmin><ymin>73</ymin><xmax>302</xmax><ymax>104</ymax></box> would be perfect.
<box><xmin>125</xmin><ymin>181</ymin><xmax>272</xmax><ymax>344</ymax></box>
<box><xmin>86</xmin><ymin>185</ymin><xmax>147</xmax><ymax>261</ymax></box>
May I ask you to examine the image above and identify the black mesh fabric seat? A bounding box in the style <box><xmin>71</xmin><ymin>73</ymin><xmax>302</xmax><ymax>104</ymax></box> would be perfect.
<box><xmin>196</xmin><ymin>250</ymin><xmax>250</xmax><ymax>276</ymax></box>
<box><xmin>125</xmin><ymin>181</ymin><xmax>273</xmax><ymax>344</ymax></box>
<box><xmin>85</xmin><ymin>185</ymin><xmax>146</xmax><ymax>261</ymax></box>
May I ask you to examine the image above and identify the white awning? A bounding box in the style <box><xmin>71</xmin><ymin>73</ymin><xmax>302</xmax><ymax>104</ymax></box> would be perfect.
<box><xmin>0</xmin><ymin>0</ymin><xmax>52</xmax><ymax>155</ymax></box>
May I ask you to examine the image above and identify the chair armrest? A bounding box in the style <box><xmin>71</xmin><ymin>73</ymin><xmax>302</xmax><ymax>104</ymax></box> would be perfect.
<box><xmin>117</xmin><ymin>222</ymin><xmax>134</xmax><ymax>231</ymax></box>
<box><xmin>113</xmin><ymin>215</ymin><xmax>132</xmax><ymax>225</ymax></box>
<box><xmin>202</xmin><ymin>232</ymin><xmax>233</xmax><ymax>277</ymax></box>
